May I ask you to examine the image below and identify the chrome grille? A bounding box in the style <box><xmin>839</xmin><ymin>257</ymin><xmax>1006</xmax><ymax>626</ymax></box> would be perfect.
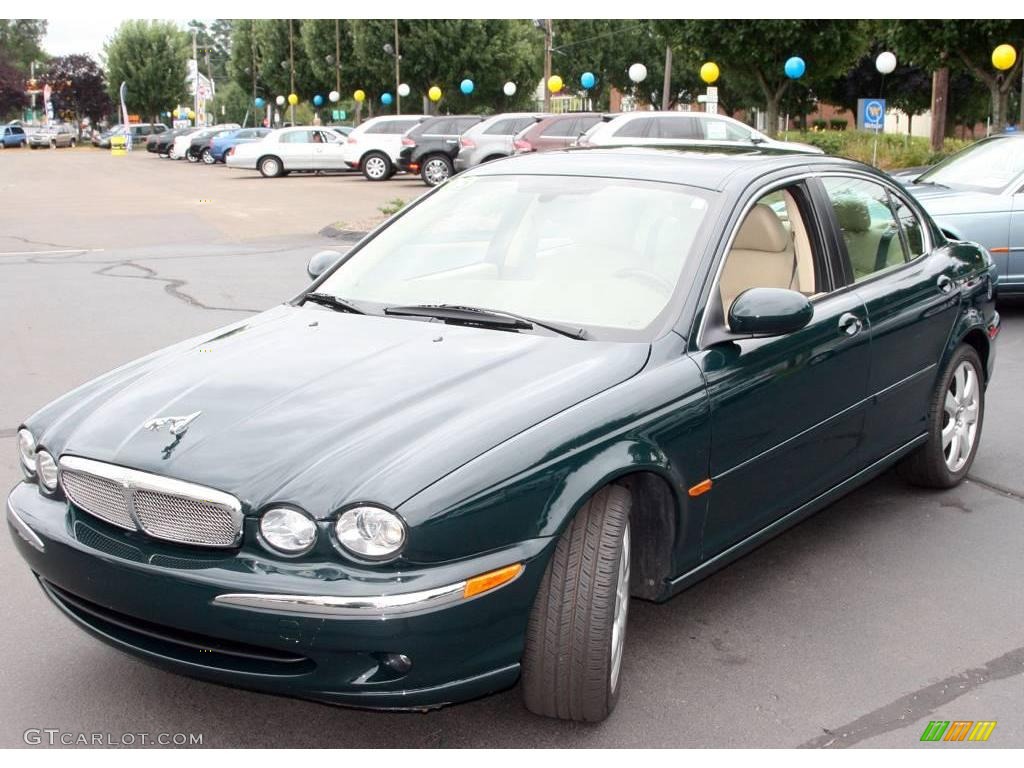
<box><xmin>62</xmin><ymin>469</ymin><xmax>136</xmax><ymax>530</ymax></box>
<box><xmin>58</xmin><ymin>456</ymin><xmax>243</xmax><ymax>549</ymax></box>
<box><xmin>133</xmin><ymin>488</ymin><xmax>238</xmax><ymax>547</ymax></box>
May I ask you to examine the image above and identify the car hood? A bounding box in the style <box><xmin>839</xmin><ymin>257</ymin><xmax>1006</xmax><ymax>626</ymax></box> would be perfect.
<box><xmin>901</xmin><ymin>182</ymin><xmax>1012</xmax><ymax>216</ymax></box>
<box><xmin>33</xmin><ymin>304</ymin><xmax>649</xmax><ymax>517</ymax></box>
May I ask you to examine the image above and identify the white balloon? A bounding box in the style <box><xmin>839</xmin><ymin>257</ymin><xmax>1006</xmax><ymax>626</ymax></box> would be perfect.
<box><xmin>275</xmin><ymin>95</ymin><xmax>285</xmax><ymax>106</ymax></box>
<box><xmin>503</xmin><ymin>81</ymin><xmax>517</xmax><ymax>96</ymax></box>
<box><xmin>628</xmin><ymin>63</ymin><xmax>648</xmax><ymax>83</ymax></box>
<box><xmin>397</xmin><ymin>83</ymin><xmax>410</xmax><ymax>97</ymax></box>
<box><xmin>328</xmin><ymin>90</ymin><xmax>340</xmax><ymax>103</ymax></box>
<box><xmin>875</xmin><ymin>51</ymin><xmax>897</xmax><ymax>75</ymax></box>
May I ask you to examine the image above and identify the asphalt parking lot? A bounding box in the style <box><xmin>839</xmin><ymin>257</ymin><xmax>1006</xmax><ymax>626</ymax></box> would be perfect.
<box><xmin>2</xmin><ymin>148</ymin><xmax>1023</xmax><ymax>748</ymax></box>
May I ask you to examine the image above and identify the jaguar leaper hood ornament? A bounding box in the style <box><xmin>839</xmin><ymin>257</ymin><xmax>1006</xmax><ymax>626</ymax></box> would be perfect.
<box><xmin>143</xmin><ymin>411</ymin><xmax>202</xmax><ymax>436</ymax></box>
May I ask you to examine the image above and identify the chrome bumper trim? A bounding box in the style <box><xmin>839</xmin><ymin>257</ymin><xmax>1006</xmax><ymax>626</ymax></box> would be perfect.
<box><xmin>214</xmin><ymin>581</ymin><xmax>466</xmax><ymax>618</ymax></box>
<box><xmin>6</xmin><ymin>496</ymin><xmax>45</xmax><ymax>552</ymax></box>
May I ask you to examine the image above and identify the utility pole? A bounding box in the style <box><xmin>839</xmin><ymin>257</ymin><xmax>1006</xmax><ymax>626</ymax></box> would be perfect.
<box><xmin>288</xmin><ymin>19</ymin><xmax>295</xmax><ymax>124</ymax></box>
<box><xmin>543</xmin><ymin>19</ymin><xmax>552</xmax><ymax>112</ymax></box>
<box><xmin>1019</xmin><ymin>51</ymin><xmax>1024</xmax><ymax>128</ymax></box>
<box><xmin>394</xmin><ymin>20</ymin><xmax>401</xmax><ymax>115</ymax></box>
<box><xmin>661</xmin><ymin>46</ymin><xmax>672</xmax><ymax>111</ymax></box>
<box><xmin>192</xmin><ymin>30</ymin><xmax>199</xmax><ymax>124</ymax></box>
<box><xmin>930</xmin><ymin>66</ymin><xmax>949</xmax><ymax>152</ymax></box>
<box><xmin>335</xmin><ymin>19</ymin><xmax>341</xmax><ymax>94</ymax></box>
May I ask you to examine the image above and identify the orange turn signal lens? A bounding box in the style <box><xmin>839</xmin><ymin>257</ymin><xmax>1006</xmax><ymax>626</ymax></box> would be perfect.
<box><xmin>463</xmin><ymin>563</ymin><xmax>523</xmax><ymax>599</ymax></box>
<box><xmin>688</xmin><ymin>478</ymin><xmax>713</xmax><ymax>497</ymax></box>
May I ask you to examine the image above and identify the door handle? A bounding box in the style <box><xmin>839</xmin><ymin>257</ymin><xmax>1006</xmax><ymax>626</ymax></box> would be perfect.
<box><xmin>838</xmin><ymin>312</ymin><xmax>863</xmax><ymax>336</ymax></box>
<box><xmin>937</xmin><ymin>275</ymin><xmax>955</xmax><ymax>294</ymax></box>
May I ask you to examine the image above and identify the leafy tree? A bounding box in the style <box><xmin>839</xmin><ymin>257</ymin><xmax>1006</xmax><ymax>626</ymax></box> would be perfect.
<box><xmin>0</xmin><ymin>60</ymin><xmax>28</xmax><ymax>119</ymax></box>
<box><xmin>104</xmin><ymin>20</ymin><xmax>190</xmax><ymax>122</ymax></box>
<box><xmin>41</xmin><ymin>55</ymin><xmax>111</xmax><ymax>124</ymax></box>
<box><xmin>206</xmin><ymin>80</ymin><xmax>250</xmax><ymax>124</ymax></box>
<box><xmin>892</xmin><ymin>20</ymin><xmax>1024</xmax><ymax>132</ymax></box>
<box><xmin>187</xmin><ymin>19</ymin><xmax>233</xmax><ymax>83</ymax></box>
<box><xmin>661</xmin><ymin>20</ymin><xmax>870</xmax><ymax>136</ymax></box>
<box><xmin>0</xmin><ymin>19</ymin><xmax>47</xmax><ymax>72</ymax></box>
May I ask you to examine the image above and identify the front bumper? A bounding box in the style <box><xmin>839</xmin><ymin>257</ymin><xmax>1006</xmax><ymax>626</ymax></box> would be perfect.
<box><xmin>7</xmin><ymin>481</ymin><xmax>550</xmax><ymax>709</ymax></box>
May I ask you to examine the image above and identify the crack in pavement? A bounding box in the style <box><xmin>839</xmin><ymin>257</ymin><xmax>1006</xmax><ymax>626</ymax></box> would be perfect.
<box><xmin>800</xmin><ymin>644</ymin><xmax>1024</xmax><ymax>748</ymax></box>
<box><xmin>965</xmin><ymin>475</ymin><xmax>1024</xmax><ymax>504</ymax></box>
<box><xmin>0</xmin><ymin>233</ymin><xmax>84</xmax><ymax>251</ymax></box>
<box><xmin>94</xmin><ymin>261</ymin><xmax>262</xmax><ymax>314</ymax></box>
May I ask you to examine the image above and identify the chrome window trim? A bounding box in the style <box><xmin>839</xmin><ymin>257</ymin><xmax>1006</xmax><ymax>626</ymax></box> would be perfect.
<box><xmin>58</xmin><ymin>455</ymin><xmax>243</xmax><ymax>547</ymax></box>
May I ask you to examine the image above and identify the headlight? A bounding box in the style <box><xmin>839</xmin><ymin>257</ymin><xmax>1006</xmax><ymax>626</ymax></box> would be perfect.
<box><xmin>17</xmin><ymin>429</ymin><xmax>36</xmax><ymax>477</ymax></box>
<box><xmin>35</xmin><ymin>450</ymin><xmax>58</xmax><ymax>492</ymax></box>
<box><xmin>259</xmin><ymin>508</ymin><xmax>317</xmax><ymax>555</ymax></box>
<box><xmin>335</xmin><ymin>506</ymin><xmax>407</xmax><ymax>560</ymax></box>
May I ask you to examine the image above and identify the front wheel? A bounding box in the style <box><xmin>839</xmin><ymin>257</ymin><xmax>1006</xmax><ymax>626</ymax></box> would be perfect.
<box><xmin>361</xmin><ymin>151</ymin><xmax>391</xmax><ymax>181</ymax></box>
<box><xmin>186</xmin><ymin>149</ymin><xmax>199</xmax><ymax>163</ymax></box>
<box><xmin>201</xmin><ymin>148</ymin><xmax>215</xmax><ymax>165</ymax></box>
<box><xmin>899</xmin><ymin>344</ymin><xmax>985</xmax><ymax>488</ymax></box>
<box><xmin>420</xmin><ymin>155</ymin><xmax>454</xmax><ymax>186</ymax></box>
<box><xmin>521</xmin><ymin>485</ymin><xmax>632</xmax><ymax>722</ymax></box>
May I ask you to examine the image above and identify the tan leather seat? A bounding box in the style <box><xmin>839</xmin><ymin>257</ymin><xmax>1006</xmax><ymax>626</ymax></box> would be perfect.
<box><xmin>833</xmin><ymin>194</ymin><xmax>905</xmax><ymax>279</ymax></box>
<box><xmin>720</xmin><ymin>204</ymin><xmax>797</xmax><ymax>315</ymax></box>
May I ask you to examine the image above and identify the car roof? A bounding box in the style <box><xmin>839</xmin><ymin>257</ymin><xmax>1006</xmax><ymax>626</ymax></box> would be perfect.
<box><xmin>467</xmin><ymin>145</ymin><xmax>865</xmax><ymax>191</ymax></box>
<box><xmin>610</xmin><ymin>111</ymin><xmax>743</xmax><ymax>123</ymax></box>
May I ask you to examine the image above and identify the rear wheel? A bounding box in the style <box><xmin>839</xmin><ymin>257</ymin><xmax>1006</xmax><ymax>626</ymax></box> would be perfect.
<box><xmin>361</xmin><ymin>151</ymin><xmax>391</xmax><ymax>181</ymax></box>
<box><xmin>258</xmin><ymin>156</ymin><xmax>283</xmax><ymax>178</ymax></box>
<box><xmin>899</xmin><ymin>344</ymin><xmax>984</xmax><ymax>488</ymax></box>
<box><xmin>521</xmin><ymin>485</ymin><xmax>632</xmax><ymax>722</ymax></box>
<box><xmin>69</xmin><ymin>138</ymin><xmax>77</xmax><ymax>148</ymax></box>
<box><xmin>420</xmin><ymin>155</ymin><xmax>454</xmax><ymax>186</ymax></box>
<box><xmin>201</xmin><ymin>148</ymin><xmax>215</xmax><ymax>165</ymax></box>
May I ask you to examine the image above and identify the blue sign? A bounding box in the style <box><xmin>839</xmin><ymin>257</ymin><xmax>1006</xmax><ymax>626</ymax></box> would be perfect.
<box><xmin>863</xmin><ymin>98</ymin><xmax>885</xmax><ymax>130</ymax></box>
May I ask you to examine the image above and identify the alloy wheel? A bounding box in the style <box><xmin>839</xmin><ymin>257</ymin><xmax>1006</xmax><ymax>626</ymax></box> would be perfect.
<box><xmin>943</xmin><ymin>361</ymin><xmax>980</xmax><ymax>473</ymax></box>
<box><xmin>201</xmin><ymin>149</ymin><xmax>215</xmax><ymax>165</ymax></box>
<box><xmin>609</xmin><ymin>520</ymin><xmax>630</xmax><ymax>693</ymax></box>
<box><xmin>423</xmin><ymin>158</ymin><xmax>450</xmax><ymax>186</ymax></box>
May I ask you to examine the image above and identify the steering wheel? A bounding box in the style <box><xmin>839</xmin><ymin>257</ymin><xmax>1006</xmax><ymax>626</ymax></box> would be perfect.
<box><xmin>614</xmin><ymin>268</ymin><xmax>674</xmax><ymax>295</ymax></box>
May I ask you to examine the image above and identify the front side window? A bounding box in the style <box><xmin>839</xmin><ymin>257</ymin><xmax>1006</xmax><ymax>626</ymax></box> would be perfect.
<box><xmin>317</xmin><ymin>175</ymin><xmax>713</xmax><ymax>334</ymax></box>
<box><xmin>701</xmin><ymin>119</ymin><xmax>752</xmax><ymax>142</ymax></box>
<box><xmin>823</xmin><ymin>177</ymin><xmax>908</xmax><ymax>282</ymax></box>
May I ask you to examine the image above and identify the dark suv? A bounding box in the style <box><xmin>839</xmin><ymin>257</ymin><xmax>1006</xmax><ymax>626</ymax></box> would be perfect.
<box><xmin>397</xmin><ymin>115</ymin><xmax>486</xmax><ymax>186</ymax></box>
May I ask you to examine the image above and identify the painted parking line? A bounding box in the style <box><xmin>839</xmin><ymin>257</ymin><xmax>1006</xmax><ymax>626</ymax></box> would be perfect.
<box><xmin>0</xmin><ymin>248</ymin><xmax>105</xmax><ymax>256</ymax></box>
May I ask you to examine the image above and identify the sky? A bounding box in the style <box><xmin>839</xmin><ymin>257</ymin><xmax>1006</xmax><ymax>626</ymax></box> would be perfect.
<box><xmin>43</xmin><ymin>18</ymin><xmax>192</xmax><ymax>62</ymax></box>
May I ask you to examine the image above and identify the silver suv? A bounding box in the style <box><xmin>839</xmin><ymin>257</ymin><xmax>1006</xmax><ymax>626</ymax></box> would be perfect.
<box><xmin>28</xmin><ymin>124</ymin><xmax>78</xmax><ymax>149</ymax></box>
<box><xmin>453</xmin><ymin>112</ymin><xmax>546</xmax><ymax>172</ymax></box>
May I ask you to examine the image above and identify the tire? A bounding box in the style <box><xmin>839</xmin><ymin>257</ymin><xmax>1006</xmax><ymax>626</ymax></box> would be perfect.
<box><xmin>521</xmin><ymin>484</ymin><xmax>632</xmax><ymax>722</ymax></box>
<box><xmin>201</xmin><ymin>148</ymin><xmax>215</xmax><ymax>165</ymax></box>
<box><xmin>420</xmin><ymin>155</ymin><xmax>454</xmax><ymax>186</ymax></box>
<box><xmin>361</xmin><ymin>151</ymin><xmax>391</xmax><ymax>181</ymax></box>
<box><xmin>258</xmin><ymin>156</ymin><xmax>283</xmax><ymax>178</ymax></box>
<box><xmin>186</xmin><ymin>148</ymin><xmax>199</xmax><ymax>163</ymax></box>
<box><xmin>898</xmin><ymin>343</ymin><xmax>985</xmax><ymax>488</ymax></box>
<box><xmin>70</xmin><ymin>138</ymin><xmax>77</xmax><ymax>148</ymax></box>
<box><xmin>158</xmin><ymin>152</ymin><xmax>169</xmax><ymax>158</ymax></box>
<box><xmin>29</xmin><ymin>144</ymin><xmax>37</xmax><ymax>150</ymax></box>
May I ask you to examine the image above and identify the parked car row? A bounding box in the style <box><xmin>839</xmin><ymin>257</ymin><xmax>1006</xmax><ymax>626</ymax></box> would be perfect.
<box><xmin>91</xmin><ymin>122</ymin><xmax>168</xmax><ymax>149</ymax></box>
<box><xmin>2</xmin><ymin>121</ymin><xmax>83</xmax><ymax>149</ymax></box>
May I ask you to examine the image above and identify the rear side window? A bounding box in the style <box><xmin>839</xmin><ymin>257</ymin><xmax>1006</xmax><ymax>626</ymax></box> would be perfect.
<box><xmin>651</xmin><ymin>117</ymin><xmax>699</xmax><ymax>140</ymax></box>
<box><xmin>613</xmin><ymin>118</ymin><xmax>649</xmax><ymax>138</ymax></box>
<box><xmin>541</xmin><ymin>117</ymin><xmax>580</xmax><ymax>137</ymax></box>
<box><xmin>484</xmin><ymin>118</ymin><xmax>519</xmax><ymax>135</ymax></box>
<box><xmin>452</xmin><ymin>117</ymin><xmax>482</xmax><ymax>133</ymax></box>
<box><xmin>281</xmin><ymin>130</ymin><xmax>315</xmax><ymax>144</ymax></box>
<box><xmin>822</xmin><ymin>177</ymin><xmax>909</xmax><ymax>281</ymax></box>
<box><xmin>424</xmin><ymin>119</ymin><xmax>453</xmax><ymax>135</ymax></box>
<box><xmin>890</xmin><ymin>195</ymin><xmax>926</xmax><ymax>259</ymax></box>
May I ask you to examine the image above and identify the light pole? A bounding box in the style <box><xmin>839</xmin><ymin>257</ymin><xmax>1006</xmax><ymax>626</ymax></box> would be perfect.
<box><xmin>383</xmin><ymin>22</ymin><xmax>402</xmax><ymax>115</ymax></box>
<box><xmin>288</xmin><ymin>19</ymin><xmax>296</xmax><ymax>124</ymax></box>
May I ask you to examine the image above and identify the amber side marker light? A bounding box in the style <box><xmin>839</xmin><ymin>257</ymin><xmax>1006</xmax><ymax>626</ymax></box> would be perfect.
<box><xmin>464</xmin><ymin>563</ymin><xmax>524</xmax><ymax>599</ymax></box>
<box><xmin>688</xmin><ymin>478</ymin><xmax>713</xmax><ymax>497</ymax></box>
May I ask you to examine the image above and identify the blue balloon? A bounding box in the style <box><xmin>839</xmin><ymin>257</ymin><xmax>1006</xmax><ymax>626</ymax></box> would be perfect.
<box><xmin>313</xmin><ymin>94</ymin><xmax>324</xmax><ymax>107</ymax></box>
<box><xmin>254</xmin><ymin>97</ymin><xmax>265</xmax><ymax>108</ymax></box>
<box><xmin>381</xmin><ymin>92</ymin><xmax>393</xmax><ymax>105</ymax></box>
<box><xmin>460</xmin><ymin>78</ymin><xmax>474</xmax><ymax>95</ymax></box>
<box><xmin>580</xmin><ymin>71</ymin><xmax>596</xmax><ymax>89</ymax></box>
<box><xmin>784</xmin><ymin>56</ymin><xmax>806</xmax><ymax>79</ymax></box>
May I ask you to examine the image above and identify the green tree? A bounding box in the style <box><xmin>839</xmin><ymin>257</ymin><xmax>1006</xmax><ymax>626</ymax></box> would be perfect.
<box><xmin>0</xmin><ymin>61</ymin><xmax>28</xmax><ymax>119</ymax></box>
<box><xmin>0</xmin><ymin>19</ymin><xmax>47</xmax><ymax>72</ymax></box>
<box><xmin>41</xmin><ymin>54</ymin><xmax>111</xmax><ymax>125</ymax></box>
<box><xmin>660</xmin><ymin>20</ymin><xmax>870</xmax><ymax>136</ymax></box>
<box><xmin>104</xmin><ymin>20</ymin><xmax>189</xmax><ymax>122</ymax></box>
<box><xmin>206</xmin><ymin>80</ymin><xmax>250</xmax><ymax>124</ymax></box>
<box><xmin>187</xmin><ymin>19</ymin><xmax>232</xmax><ymax>83</ymax></box>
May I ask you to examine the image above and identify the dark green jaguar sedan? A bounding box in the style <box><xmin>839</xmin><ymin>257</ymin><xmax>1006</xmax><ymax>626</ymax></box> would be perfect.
<box><xmin>8</xmin><ymin>147</ymin><xmax>999</xmax><ymax>722</ymax></box>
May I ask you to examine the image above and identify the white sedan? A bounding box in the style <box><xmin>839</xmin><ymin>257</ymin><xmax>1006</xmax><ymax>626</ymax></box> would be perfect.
<box><xmin>227</xmin><ymin>126</ymin><xmax>349</xmax><ymax>177</ymax></box>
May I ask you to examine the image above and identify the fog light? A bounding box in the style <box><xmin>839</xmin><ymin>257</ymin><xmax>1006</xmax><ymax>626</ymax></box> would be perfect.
<box><xmin>335</xmin><ymin>506</ymin><xmax>406</xmax><ymax>560</ymax></box>
<box><xmin>259</xmin><ymin>508</ymin><xmax>317</xmax><ymax>555</ymax></box>
<box><xmin>382</xmin><ymin>653</ymin><xmax>412</xmax><ymax>673</ymax></box>
<box><xmin>35</xmin><ymin>450</ymin><xmax>58</xmax><ymax>492</ymax></box>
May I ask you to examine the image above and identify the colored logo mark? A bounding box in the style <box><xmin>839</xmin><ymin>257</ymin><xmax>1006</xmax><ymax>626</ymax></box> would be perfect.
<box><xmin>920</xmin><ymin>720</ymin><xmax>997</xmax><ymax>742</ymax></box>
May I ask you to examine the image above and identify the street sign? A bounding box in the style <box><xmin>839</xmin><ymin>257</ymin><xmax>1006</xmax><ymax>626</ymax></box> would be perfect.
<box><xmin>859</xmin><ymin>98</ymin><xmax>886</xmax><ymax>131</ymax></box>
<box><xmin>331</xmin><ymin>110</ymin><xmax>347</xmax><ymax>121</ymax></box>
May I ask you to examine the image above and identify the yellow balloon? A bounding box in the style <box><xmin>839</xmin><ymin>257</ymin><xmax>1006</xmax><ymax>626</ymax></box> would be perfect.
<box><xmin>428</xmin><ymin>85</ymin><xmax>442</xmax><ymax>102</ymax></box>
<box><xmin>992</xmin><ymin>44</ymin><xmax>1017</xmax><ymax>71</ymax></box>
<box><xmin>187</xmin><ymin>110</ymin><xmax>196</xmax><ymax>120</ymax></box>
<box><xmin>353</xmin><ymin>89</ymin><xmax>366</xmax><ymax>103</ymax></box>
<box><xmin>287</xmin><ymin>93</ymin><xmax>299</xmax><ymax>106</ymax></box>
<box><xmin>547</xmin><ymin>75</ymin><xmax>563</xmax><ymax>93</ymax></box>
<box><xmin>700</xmin><ymin>62</ymin><xmax>720</xmax><ymax>85</ymax></box>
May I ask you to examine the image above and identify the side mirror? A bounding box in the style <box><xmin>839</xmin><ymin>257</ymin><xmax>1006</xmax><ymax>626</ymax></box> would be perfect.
<box><xmin>728</xmin><ymin>287</ymin><xmax>812</xmax><ymax>336</ymax></box>
<box><xmin>307</xmin><ymin>249</ymin><xmax>347</xmax><ymax>280</ymax></box>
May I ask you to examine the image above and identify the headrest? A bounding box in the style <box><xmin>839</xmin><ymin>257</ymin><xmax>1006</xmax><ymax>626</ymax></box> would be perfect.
<box><xmin>831</xmin><ymin>194</ymin><xmax>871</xmax><ymax>233</ymax></box>
<box><xmin>732</xmin><ymin>204</ymin><xmax>789</xmax><ymax>252</ymax></box>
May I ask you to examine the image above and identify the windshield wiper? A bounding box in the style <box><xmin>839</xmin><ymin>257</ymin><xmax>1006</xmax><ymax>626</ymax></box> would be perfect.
<box><xmin>384</xmin><ymin>304</ymin><xmax>586</xmax><ymax>340</ymax></box>
<box><xmin>912</xmin><ymin>178</ymin><xmax>948</xmax><ymax>188</ymax></box>
<box><xmin>303</xmin><ymin>292</ymin><xmax>365</xmax><ymax>314</ymax></box>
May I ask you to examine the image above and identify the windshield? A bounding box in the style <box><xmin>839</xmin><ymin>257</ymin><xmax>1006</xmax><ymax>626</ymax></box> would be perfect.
<box><xmin>918</xmin><ymin>137</ymin><xmax>1024</xmax><ymax>192</ymax></box>
<box><xmin>317</xmin><ymin>174</ymin><xmax>713</xmax><ymax>335</ymax></box>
